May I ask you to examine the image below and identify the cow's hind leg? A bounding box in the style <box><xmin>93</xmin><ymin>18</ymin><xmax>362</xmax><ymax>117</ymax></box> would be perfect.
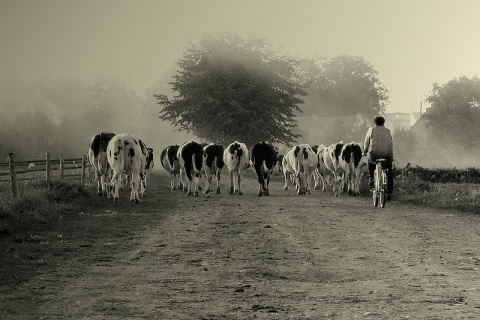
<box><xmin>283</xmin><ymin>172</ymin><xmax>289</xmax><ymax>190</ymax></box>
<box><xmin>97</xmin><ymin>174</ymin><xmax>103</xmax><ymax>196</ymax></box>
<box><xmin>237</xmin><ymin>172</ymin><xmax>243</xmax><ymax>195</ymax></box>
<box><xmin>215</xmin><ymin>169</ymin><xmax>221</xmax><ymax>194</ymax></box>
<box><xmin>229</xmin><ymin>171</ymin><xmax>235</xmax><ymax>195</ymax></box>
<box><xmin>262</xmin><ymin>178</ymin><xmax>270</xmax><ymax>196</ymax></box>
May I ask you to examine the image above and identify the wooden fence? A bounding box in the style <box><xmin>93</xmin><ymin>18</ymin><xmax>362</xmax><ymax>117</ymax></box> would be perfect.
<box><xmin>0</xmin><ymin>152</ymin><xmax>92</xmax><ymax>198</ymax></box>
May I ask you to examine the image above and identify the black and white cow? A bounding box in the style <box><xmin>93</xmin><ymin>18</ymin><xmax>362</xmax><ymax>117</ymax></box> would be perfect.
<box><xmin>339</xmin><ymin>141</ymin><xmax>367</xmax><ymax>196</ymax></box>
<box><xmin>87</xmin><ymin>132</ymin><xmax>115</xmax><ymax>197</ymax></box>
<box><xmin>160</xmin><ymin>145</ymin><xmax>181</xmax><ymax>190</ymax></box>
<box><xmin>313</xmin><ymin>144</ymin><xmax>332</xmax><ymax>191</ymax></box>
<box><xmin>203</xmin><ymin>143</ymin><xmax>225</xmax><ymax>194</ymax></box>
<box><xmin>107</xmin><ymin>133</ymin><xmax>145</xmax><ymax>202</ymax></box>
<box><xmin>138</xmin><ymin>139</ymin><xmax>154</xmax><ymax>197</ymax></box>
<box><xmin>223</xmin><ymin>141</ymin><xmax>249</xmax><ymax>195</ymax></box>
<box><xmin>282</xmin><ymin>144</ymin><xmax>317</xmax><ymax>195</ymax></box>
<box><xmin>177</xmin><ymin>141</ymin><xmax>204</xmax><ymax>197</ymax></box>
<box><xmin>250</xmin><ymin>141</ymin><xmax>278</xmax><ymax>196</ymax></box>
<box><xmin>322</xmin><ymin>141</ymin><xmax>345</xmax><ymax>197</ymax></box>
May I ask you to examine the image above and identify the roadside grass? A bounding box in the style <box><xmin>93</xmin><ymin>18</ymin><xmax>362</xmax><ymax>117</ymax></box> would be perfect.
<box><xmin>395</xmin><ymin>175</ymin><xmax>480</xmax><ymax>214</ymax></box>
<box><xmin>0</xmin><ymin>179</ymin><xmax>116</xmax><ymax>286</ymax></box>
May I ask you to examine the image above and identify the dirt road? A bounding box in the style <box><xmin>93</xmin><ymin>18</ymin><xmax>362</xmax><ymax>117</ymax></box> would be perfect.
<box><xmin>2</xmin><ymin>170</ymin><xmax>480</xmax><ymax>319</ymax></box>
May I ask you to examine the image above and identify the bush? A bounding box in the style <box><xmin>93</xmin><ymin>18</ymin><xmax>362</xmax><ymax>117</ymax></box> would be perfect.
<box><xmin>394</xmin><ymin>173</ymin><xmax>480</xmax><ymax>214</ymax></box>
<box><xmin>0</xmin><ymin>179</ymin><xmax>91</xmax><ymax>235</ymax></box>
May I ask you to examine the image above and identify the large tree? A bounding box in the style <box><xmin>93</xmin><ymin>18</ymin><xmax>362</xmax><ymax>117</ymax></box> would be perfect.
<box><xmin>302</xmin><ymin>55</ymin><xmax>389</xmax><ymax>118</ymax></box>
<box><xmin>155</xmin><ymin>33</ymin><xmax>306</xmax><ymax>147</ymax></box>
<box><xmin>425</xmin><ymin>75</ymin><xmax>480</xmax><ymax>150</ymax></box>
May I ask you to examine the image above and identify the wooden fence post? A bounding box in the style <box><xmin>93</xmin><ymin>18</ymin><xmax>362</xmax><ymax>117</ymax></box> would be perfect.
<box><xmin>8</xmin><ymin>153</ymin><xmax>18</xmax><ymax>198</ymax></box>
<box><xmin>81</xmin><ymin>155</ymin><xmax>86</xmax><ymax>187</ymax></box>
<box><xmin>59</xmin><ymin>154</ymin><xmax>64</xmax><ymax>180</ymax></box>
<box><xmin>46</xmin><ymin>152</ymin><xmax>51</xmax><ymax>186</ymax></box>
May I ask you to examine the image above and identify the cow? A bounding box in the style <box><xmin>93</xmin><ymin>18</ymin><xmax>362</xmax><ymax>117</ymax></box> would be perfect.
<box><xmin>276</xmin><ymin>154</ymin><xmax>284</xmax><ymax>174</ymax></box>
<box><xmin>202</xmin><ymin>143</ymin><xmax>225</xmax><ymax>194</ymax></box>
<box><xmin>282</xmin><ymin>144</ymin><xmax>317</xmax><ymax>195</ymax></box>
<box><xmin>281</xmin><ymin>147</ymin><xmax>297</xmax><ymax>190</ymax></box>
<box><xmin>322</xmin><ymin>141</ymin><xmax>345</xmax><ymax>197</ymax></box>
<box><xmin>223</xmin><ymin>141</ymin><xmax>249</xmax><ymax>195</ymax></box>
<box><xmin>313</xmin><ymin>144</ymin><xmax>333</xmax><ymax>191</ymax></box>
<box><xmin>250</xmin><ymin>141</ymin><xmax>278</xmax><ymax>196</ymax></box>
<box><xmin>177</xmin><ymin>141</ymin><xmax>204</xmax><ymax>197</ymax></box>
<box><xmin>138</xmin><ymin>140</ymin><xmax>154</xmax><ymax>197</ymax></box>
<box><xmin>107</xmin><ymin>133</ymin><xmax>145</xmax><ymax>202</ymax></box>
<box><xmin>87</xmin><ymin>132</ymin><xmax>115</xmax><ymax>197</ymax></box>
<box><xmin>339</xmin><ymin>141</ymin><xmax>368</xmax><ymax>195</ymax></box>
<box><xmin>160</xmin><ymin>145</ymin><xmax>181</xmax><ymax>190</ymax></box>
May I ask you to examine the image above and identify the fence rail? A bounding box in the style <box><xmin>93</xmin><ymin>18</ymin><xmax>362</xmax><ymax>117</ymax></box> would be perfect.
<box><xmin>1</xmin><ymin>152</ymin><xmax>92</xmax><ymax>198</ymax></box>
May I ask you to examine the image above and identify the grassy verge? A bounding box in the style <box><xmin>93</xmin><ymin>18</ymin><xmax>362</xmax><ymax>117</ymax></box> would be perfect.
<box><xmin>0</xmin><ymin>179</ymin><xmax>112</xmax><ymax>286</ymax></box>
<box><xmin>394</xmin><ymin>175</ymin><xmax>480</xmax><ymax>214</ymax></box>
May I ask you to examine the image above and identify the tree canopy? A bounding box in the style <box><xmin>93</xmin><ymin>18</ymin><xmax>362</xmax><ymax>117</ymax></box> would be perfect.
<box><xmin>301</xmin><ymin>55</ymin><xmax>389</xmax><ymax>118</ymax></box>
<box><xmin>425</xmin><ymin>75</ymin><xmax>480</xmax><ymax>149</ymax></box>
<box><xmin>155</xmin><ymin>33</ymin><xmax>307</xmax><ymax>147</ymax></box>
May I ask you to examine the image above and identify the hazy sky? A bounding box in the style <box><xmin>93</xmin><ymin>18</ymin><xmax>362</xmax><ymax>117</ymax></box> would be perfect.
<box><xmin>2</xmin><ymin>0</ymin><xmax>480</xmax><ymax>113</ymax></box>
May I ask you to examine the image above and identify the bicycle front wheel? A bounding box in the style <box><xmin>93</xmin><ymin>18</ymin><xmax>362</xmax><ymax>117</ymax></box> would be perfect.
<box><xmin>380</xmin><ymin>191</ymin><xmax>386</xmax><ymax>208</ymax></box>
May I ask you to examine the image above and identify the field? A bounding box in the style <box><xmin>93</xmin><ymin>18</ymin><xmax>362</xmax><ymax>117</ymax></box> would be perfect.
<box><xmin>2</xmin><ymin>169</ymin><xmax>480</xmax><ymax>319</ymax></box>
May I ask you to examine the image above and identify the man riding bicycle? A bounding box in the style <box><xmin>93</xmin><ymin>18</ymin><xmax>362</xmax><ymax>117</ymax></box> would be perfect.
<box><xmin>363</xmin><ymin>116</ymin><xmax>394</xmax><ymax>201</ymax></box>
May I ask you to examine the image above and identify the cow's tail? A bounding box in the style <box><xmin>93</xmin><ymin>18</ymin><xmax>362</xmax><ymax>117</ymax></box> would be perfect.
<box><xmin>192</xmin><ymin>153</ymin><xmax>201</xmax><ymax>177</ymax></box>
<box><xmin>263</xmin><ymin>160</ymin><xmax>269</xmax><ymax>175</ymax></box>
<box><xmin>107</xmin><ymin>141</ymin><xmax>125</xmax><ymax>186</ymax></box>
<box><xmin>296</xmin><ymin>157</ymin><xmax>304</xmax><ymax>175</ymax></box>
<box><xmin>108</xmin><ymin>171</ymin><xmax>121</xmax><ymax>186</ymax></box>
<box><xmin>232</xmin><ymin>150</ymin><xmax>240</xmax><ymax>171</ymax></box>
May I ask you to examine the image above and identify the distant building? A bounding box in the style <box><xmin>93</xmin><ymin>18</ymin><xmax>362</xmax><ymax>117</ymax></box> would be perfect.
<box><xmin>383</xmin><ymin>111</ymin><xmax>422</xmax><ymax>134</ymax></box>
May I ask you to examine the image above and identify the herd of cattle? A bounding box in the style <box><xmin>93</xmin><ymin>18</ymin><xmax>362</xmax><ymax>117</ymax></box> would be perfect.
<box><xmin>87</xmin><ymin>132</ymin><xmax>369</xmax><ymax>202</ymax></box>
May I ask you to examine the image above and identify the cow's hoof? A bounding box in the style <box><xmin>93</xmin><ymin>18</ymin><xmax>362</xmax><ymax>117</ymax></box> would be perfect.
<box><xmin>238</xmin><ymin>191</ymin><xmax>243</xmax><ymax>195</ymax></box>
<box><xmin>263</xmin><ymin>190</ymin><xmax>269</xmax><ymax>196</ymax></box>
<box><xmin>283</xmin><ymin>186</ymin><xmax>288</xmax><ymax>190</ymax></box>
<box><xmin>258</xmin><ymin>191</ymin><xmax>263</xmax><ymax>197</ymax></box>
<box><xmin>194</xmin><ymin>192</ymin><xmax>199</xmax><ymax>197</ymax></box>
<box><xmin>216</xmin><ymin>188</ymin><xmax>220</xmax><ymax>194</ymax></box>
<box><xmin>187</xmin><ymin>192</ymin><xmax>193</xmax><ymax>196</ymax></box>
<box><xmin>204</xmin><ymin>189</ymin><xmax>210</xmax><ymax>194</ymax></box>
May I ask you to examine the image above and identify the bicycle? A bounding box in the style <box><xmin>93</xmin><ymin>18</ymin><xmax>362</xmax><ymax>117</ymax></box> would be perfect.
<box><xmin>373</xmin><ymin>159</ymin><xmax>388</xmax><ymax>208</ymax></box>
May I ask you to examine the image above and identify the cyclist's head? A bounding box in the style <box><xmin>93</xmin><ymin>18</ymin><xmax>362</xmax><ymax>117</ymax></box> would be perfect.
<box><xmin>374</xmin><ymin>116</ymin><xmax>385</xmax><ymax>126</ymax></box>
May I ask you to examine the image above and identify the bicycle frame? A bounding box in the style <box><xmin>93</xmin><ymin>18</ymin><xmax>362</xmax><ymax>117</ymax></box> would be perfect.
<box><xmin>373</xmin><ymin>159</ymin><xmax>388</xmax><ymax>208</ymax></box>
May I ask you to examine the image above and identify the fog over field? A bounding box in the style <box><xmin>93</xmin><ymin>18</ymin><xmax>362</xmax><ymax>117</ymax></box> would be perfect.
<box><xmin>1</xmin><ymin>1</ymin><xmax>480</xmax><ymax>167</ymax></box>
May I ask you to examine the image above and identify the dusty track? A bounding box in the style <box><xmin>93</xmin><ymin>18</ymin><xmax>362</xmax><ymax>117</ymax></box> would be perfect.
<box><xmin>2</xmin><ymin>169</ymin><xmax>480</xmax><ymax>319</ymax></box>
